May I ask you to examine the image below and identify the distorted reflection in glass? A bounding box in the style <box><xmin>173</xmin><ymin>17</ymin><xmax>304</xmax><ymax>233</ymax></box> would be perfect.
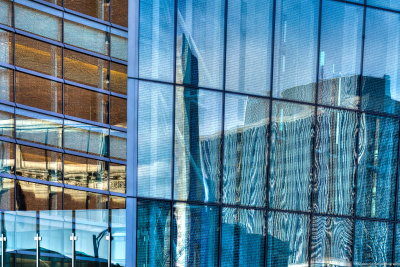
<box><xmin>315</xmin><ymin>107</ymin><xmax>357</xmax><ymax>215</ymax></box>
<box><xmin>223</xmin><ymin>94</ymin><xmax>269</xmax><ymax>207</ymax></box>
<box><xmin>363</xmin><ymin>8</ymin><xmax>400</xmax><ymax>115</ymax></box>
<box><xmin>0</xmin><ymin>178</ymin><xmax>14</xmax><ymax>210</ymax></box>
<box><xmin>273</xmin><ymin>0</ymin><xmax>319</xmax><ymax>102</ymax></box>
<box><xmin>318</xmin><ymin>0</ymin><xmax>363</xmax><ymax>109</ymax></box>
<box><xmin>225</xmin><ymin>0</ymin><xmax>272</xmax><ymax>95</ymax></box>
<box><xmin>174</xmin><ymin>87</ymin><xmax>222</xmax><ymax>202</ymax></box>
<box><xmin>0</xmin><ymin>141</ymin><xmax>14</xmax><ymax>174</ymax></box>
<box><xmin>0</xmin><ymin>104</ymin><xmax>14</xmax><ymax>138</ymax></box>
<box><xmin>0</xmin><ymin>67</ymin><xmax>14</xmax><ymax>102</ymax></box>
<box><xmin>357</xmin><ymin>114</ymin><xmax>398</xmax><ymax>219</ymax></box>
<box><xmin>267</xmin><ymin>211</ymin><xmax>309</xmax><ymax>266</ymax></box>
<box><xmin>311</xmin><ymin>216</ymin><xmax>353</xmax><ymax>266</ymax></box>
<box><xmin>269</xmin><ymin>101</ymin><xmax>314</xmax><ymax>212</ymax></box>
<box><xmin>137</xmin><ymin>200</ymin><xmax>171</xmax><ymax>267</ymax></box>
<box><xmin>0</xmin><ymin>0</ymin><xmax>12</xmax><ymax>26</ymax></box>
<box><xmin>221</xmin><ymin>208</ymin><xmax>265</xmax><ymax>267</ymax></box>
<box><xmin>176</xmin><ymin>0</ymin><xmax>225</xmax><ymax>89</ymax></box>
<box><xmin>367</xmin><ymin>0</ymin><xmax>400</xmax><ymax>11</ymax></box>
<box><xmin>173</xmin><ymin>203</ymin><xmax>219</xmax><ymax>267</ymax></box>
<box><xmin>110</xmin><ymin>130</ymin><xmax>126</xmax><ymax>161</ymax></box>
<box><xmin>16</xmin><ymin>182</ymin><xmax>62</xmax><ymax>211</ymax></box>
<box><xmin>111</xmin><ymin>207</ymin><xmax>126</xmax><ymax>266</ymax></box>
<box><xmin>0</xmin><ymin>30</ymin><xmax>12</xmax><ymax>64</ymax></box>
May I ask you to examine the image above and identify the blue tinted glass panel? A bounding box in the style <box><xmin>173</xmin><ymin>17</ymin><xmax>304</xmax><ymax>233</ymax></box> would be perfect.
<box><xmin>0</xmin><ymin>104</ymin><xmax>14</xmax><ymax>138</ymax></box>
<box><xmin>111</xmin><ymin>209</ymin><xmax>126</xmax><ymax>266</ymax></box>
<box><xmin>223</xmin><ymin>94</ymin><xmax>269</xmax><ymax>207</ymax></box>
<box><xmin>0</xmin><ymin>0</ymin><xmax>12</xmax><ymax>26</ymax></box>
<box><xmin>221</xmin><ymin>208</ymin><xmax>265</xmax><ymax>267</ymax></box>
<box><xmin>111</xmin><ymin>33</ymin><xmax>128</xmax><ymax>61</ymax></box>
<box><xmin>273</xmin><ymin>0</ymin><xmax>319</xmax><ymax>102</ymax></box>
<box><xmin>137</xmin><ymin>200</ymin><xmax>171</xmax><ymax>267</ymax></box>
<box><xmin>225</xmin><ymin>0</ymin><xmax>272</xmax><ymax>96</ymax></box>
<box><xmin>357</xmin><ymin>114</ymin><xmax>398</xmax><ymax>219</ymax></box>
<box><xmin>318</xmin><ymin>0</ymin><xmax>363</xmax><ymax>109</ymax></box>
<box><xmin>363</xmin><ymin>8</ymin><xmax>400</xmax><ymax>115</ymax></box>
<box><xmin>173</xmin><ymin>203</ymin><xmax>219</xmax><ymax>267</ymax></box>
<box><xmin>110</xmin><ymin>130</ymin><xmax>126</xmax><ymax>161</ymax></box>
<box><xmin>139</xmin><ymin>0</ymin><xmax>175</xmax><ymax>82</ymax></box>
<box><xmin>138</xmin><ymin>81</ymin><xmax>173</xmax><ymax>199</ymax></box>
<box><xmin>394</xmin><ymin>224</ymin><xmax>400</xmax><ymax>265</ymax></box>
<box><xmin>311</xmin><ymin>216</ymin><xmax>353</xmax><ymax>266</ymax></box>
<box><xmin>174</xmin><ymin>87</ymin><xmax>222</xmax><ymax>202</ymax></box>
<box><xmin>267</xmin><ymin>212</ymin><xmax>309</xmax><ymax>266</ymax></box>
<box><xmin>269</xmin><ymin>101</ymin><xmax>314</xmax><ymax>212</ymax></box>
<box><xmin>315</xmin><ymin>108</ymin><xmax>357</xmax><ymax>215</ymax></box>
<box><xmin>0</xmin><ymin>67</ymin><xmax>13</xmax><ymax>102</ymax></box>
<box><xmin>176</xmin><ymin>0</ymin><xmax>225</xmax><ymax>89</ymax></box>
<box><xmin>4</xmin><ymin>211</ymin><xmax>16</xmax><ymax>265</ymax></box>
<box><xmin>367</xmin><ymin>0</ymin><xmax>400</xmax><ymax>11</ymax></box>
<box><xmin>14</xmin><ymin>211</ymin><xmax>36</xmax><ymax>254</ymax></box>
<box><xmin>0</xmin><ymin>30</ymin><xmax>13</xmax><ymax>64</ymax></box>
<box><xmin>0</xmin><ymin>141</ymin><xmax>13</xmax><ymax>175</ymax></box>
<box><xmin>354</xmin><ymin>220</ymin><xmax>393</xmax><ymax>266</ymax></box>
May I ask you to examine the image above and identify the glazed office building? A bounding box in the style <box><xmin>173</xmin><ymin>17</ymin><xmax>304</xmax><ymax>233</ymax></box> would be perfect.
<box><xmin>1</xmin><ymin>0</ymin><xmax>400</xmax><ymax>266</ymax></box>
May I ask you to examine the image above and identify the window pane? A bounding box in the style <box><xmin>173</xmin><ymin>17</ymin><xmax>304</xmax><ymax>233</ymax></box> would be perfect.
<box><xmin>0</xmin><ymin>141</ymin><xmax>14</xmax><ymax>174</ymax></box>
<box><xmin>110</xmin><ymin>130</ymin><xmax>126</xmax><ymax>161</ymax></box>
<box><xmin>357</xmin><ymin>115</ymin><xmax>398</xmax><ymax>219</ymax></box>
<box><xmin>64</xmin><ymin>120</ymin><xmax>108</xmax><ymax>156</ymax></box>
<box><xmin>138</xmin><ymin>81</ymin><xmax>173</xmax><ymax>199</ymax></box>
<box><xmin>273</xmin><ymin>0</ymin><xmax>319</xmax><ymax>102</ymax></box>
<box><xmin>363</xmin><ymin>9</ymin><xmax>400</xmax><ymax>115</ymax></box>
<box><xmin>354</xmin><ymin>220</ymin><xmax>393</xmax><ymax>266</ymax></box>
<box><xmin>16</xmin><ymin>145</ymin><xmax>62</xmax><ymax>183</ymax></box>
<box><xmin>226</xmin><ymin>0</ymin><xmax>272</xmax><ymax>96</ymax></box>
<box><xmin>139</xmin><ymin>0</ymin><xmax>175</xmax><ymax>82</ymax></box>
<box><xmin>16</xmin><ymin>109</ymin><xmax>63</xmax><ymax>148</ymax></box>
<box><xmin>311</xmin><ymin>216</ymin><xmax>353</xmax><ymax>266</ymax></box>
<box><xmin>111</xmin><ymin>0</ymin><xmax>128</xmax><ymax>27</ymax></box>
<box><xmin>173</xmin><ymin>203</ymin><xmax>219</xmax><ymax>267</ymax></box>
<box><xmin>318</xmin><ymin>1</ymin><xmax>363</xmax><ymax>109</ymax></box>
<box><xmin>0</xmin><ymin>67</ymin><xmax>13</xmax><ymax>102</ymax></box>
<box><xmin>221</xmin><ymin>208</ymin><xmax>265</xmax><ymax>267</ymax></box>
<box><xmin>176</xmin><ymin>0</ymin><xmax>225</xmax><ymax>89</ymax></box>
<box><xmin>0</xmin><ymin>30</ymin><xmax>13</xmax><ymax>64</ymax></box>
<box><xmin>0</xmin><ymin>178</ymin><xmax>14</xmax><ymax>210</ymax></box>
<box><xmin>15</xmin><ymin>4</ymin><xmax>61</xmax><ymax>41</ymax></box>
<box><xmin>111</xmin><ymin>209</ymin><xmax>126</xmax><ymax>266</ymax></box>
<box><xmin>394</xmin><ymin>224</ymin><xmax>400</xmax><ymax>265</ymax></box>
<box><xmin>15</xmin><ymin>35</ymin><xmax>62</xmax><ymax>77</ymax></box>
<box><xmin>223</xmin><ymin>94</ymin><xmax>269</xmax><ymax>207</ymax></box>
<box><xmin>174</xmin><ymin>87</ymin><xmax>222</xmax><ymax>202</ymax></box>
<box><xmin>64</xmin><ymin>0</ymin><xmax>109</xmax><ymax>21</ymax></box>
<box><xmin>110</xmin><ymin>96</ymin><xmax>127</xmax><ymax>128</ymax></box>
<box><xmin>0</xmin><ymin>104</ymin><xmax>14</xmax><ymax>138</ymax></box>
<box><xmin>111</xmin><ymin>33</ymin><xmax>128</xmax><ymax>61</ymax></box>
<box><xmin>315</xmin><ymin>108</ymin><xmax>357</xmax><ymax>215</ymax></box>
<box><xmin>109</xmin><ymin>163</ymin><xmax>126</xmax><ymax>193</ymax></box>
<box><xmin>64</xmin><ymin>188</ymin><xmax>107</xmax><ymax>210</ymax></box>
<box><xmin>16</xmin><ymin>181</ymin><xmax>62</xmax><ymax>210</ymax></box>
<box><xmin>16</xmin><ymin>72</ymin><xmax>62</xmax><ymax>113</ymax></box>
<box><xmin>65</xmin><ymin>85</ymin><xmax>109</xmax><ymax>124</ymax></box>
<box><xmin>367</xmin><ymin>0</ymin><xmax>400</xmax><ymax>11</ymax></box>
<box><xmin>64</xmin><ymin>154</ymin><xmax>108</xmax><ymax>191</ymax></box>
<box><xmin>269</xmin><ymin>101</ymin><xmax>314</xmax><ymax>212</ymax></box>
<box><xmin>110</xmin><ymin>62</ymin><xmax>127</xmax><ymax>95</ymax></box>
<box><xmin>64</xmin><ymin>19</ymin><xmax>108</xmax><ymax>55</ymax></box>
<box><xmin>0</xmin><ymin>0</ymin><xmax>12</xmax><ymax>26</ymax></box>
<box><xmin>64</xmin><ymin>49</ymin><xmax>108</xmax><ymax>89</ymax></box>
<box><xmin>267</xmin><ymin>212</ymin><xmax>309</xmax><ymax>266</ymax></box>
<box><xmin>137</xmin><ymin>200</ymin><xmax>171</xmax><ymax>267</ymax></box>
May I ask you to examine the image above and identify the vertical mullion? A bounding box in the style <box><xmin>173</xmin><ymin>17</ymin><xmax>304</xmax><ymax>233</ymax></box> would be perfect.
<box><xmin>264</xmin><ymin>0</ymin><xmax>277</xmax><ymax>266</ymax></box>
<box><xmin>308</xmin><ymin>0</ymin><xmax>323</xmax><ymax>266</ymax></box>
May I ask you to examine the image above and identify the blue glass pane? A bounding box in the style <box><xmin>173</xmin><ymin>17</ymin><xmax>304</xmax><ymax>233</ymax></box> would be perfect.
<box><xmin>139</xmin><ymin>0</ymin><xmax>175</xmax><ymax>82</ymax></box>
<box><xmin>269</xmin><ymin>101</ymin><xmax>314</xmax><ymax>212</ymax></box>
<box><xmin>14</xmin><ymin>211</ymin><xmax>36</xmax><ymax>254</ymax></box>
<box><xmin>267</xmin><ymin>212</ymin><xmax>309</xmax><ymax>266</ymax></box>
<box><xmin>363</xmin><ymin>8</ymin><xmax>400</xmax><ymax>115</ymax></box>
<box><xmin>0</xmin><ymin>141</ymin><xmax>14</xmax><ymax>175</ymax></box>
<box><xmin>357</xmin><ymin>114</ymin><xmax>398</xmax><ymax>219</ymax></box>
<box><xmin>367</xmin><ymin>0</ymin><xmax>400</xmax><ymax>11</ymax></box>
<box><xmin>176</xmin><ymin>0</ymin><xmax>225</xmax><ymax>89</ymax></box>
<box><xmin>0</xmin><ymin>30</ymin><xmax>12</xmax><ymax>64</ymax></box>
<box><xmin>273</xmin><ymin>0</ymin><xmax>319</xmax><ymax>102</ymax></box>
<box><xmin>225</xmin><ymin>0</ymin><xmax>273</xmax><ymax>96</ymax></box>
<box><xmin>311</xmin><ymin>216</ymin><xmax>353</xmax><ymax>266</ymax></box>
<box><xmin>318</xmin><ymin>0</ymin><xmax>363</xmax><ymax>109</ymax></box>
<box><xmin>3</xmin><ymin>211</ymin><xmax>16</xmax><ymax>265</ymax></box>
<box><xmin>173</xmin><ymin>203</ymin><xmax>219</xmax><ymax>267</ymax></box>
<box><xmin>221</xmin><ymin>208</ymin><xmax>265</xmax><ymax>267</ymax></box>
<box><xmin>174</xmin><ymin>87</ymin><xmax>223</xmax><ymax>202</ymax></box>
<box><xmin>354</xmin><ymin>220</ymin><xmax>393</xmax><ymax>266</ymax></box>
<box><xmin>223</xmin><ymin>94</ymin><xmax>269</xmax><ymax>207</ymax></box>
<box><xmin>137</xmin><ymin>200</ymin><xmax>171</xmax><ymax>267</ymax></box>
<box><xmin>111</xmin><ymin>209</ymin><xmax>126</xmax><ymax>266</ymax></box>
<box><xmin>315</xmin><ymin>108</ymin><xmax>358</xmax><ymax>215</ymax></box>
<box><xmin>138</xmin><ymin>81</ymin><xmax>173</xmax><ymax>199</ymax></box>
<box><xmin>394</xmin><ymin>224</ymin><xmax>400</xmax><ymax>265</ymax></box>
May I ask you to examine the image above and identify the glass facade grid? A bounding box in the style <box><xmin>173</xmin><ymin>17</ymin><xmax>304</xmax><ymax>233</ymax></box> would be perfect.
<box><xmin>133</xmin><ymin>0</ymin><xmax>400</xmax><ymax>266</ymax></box>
